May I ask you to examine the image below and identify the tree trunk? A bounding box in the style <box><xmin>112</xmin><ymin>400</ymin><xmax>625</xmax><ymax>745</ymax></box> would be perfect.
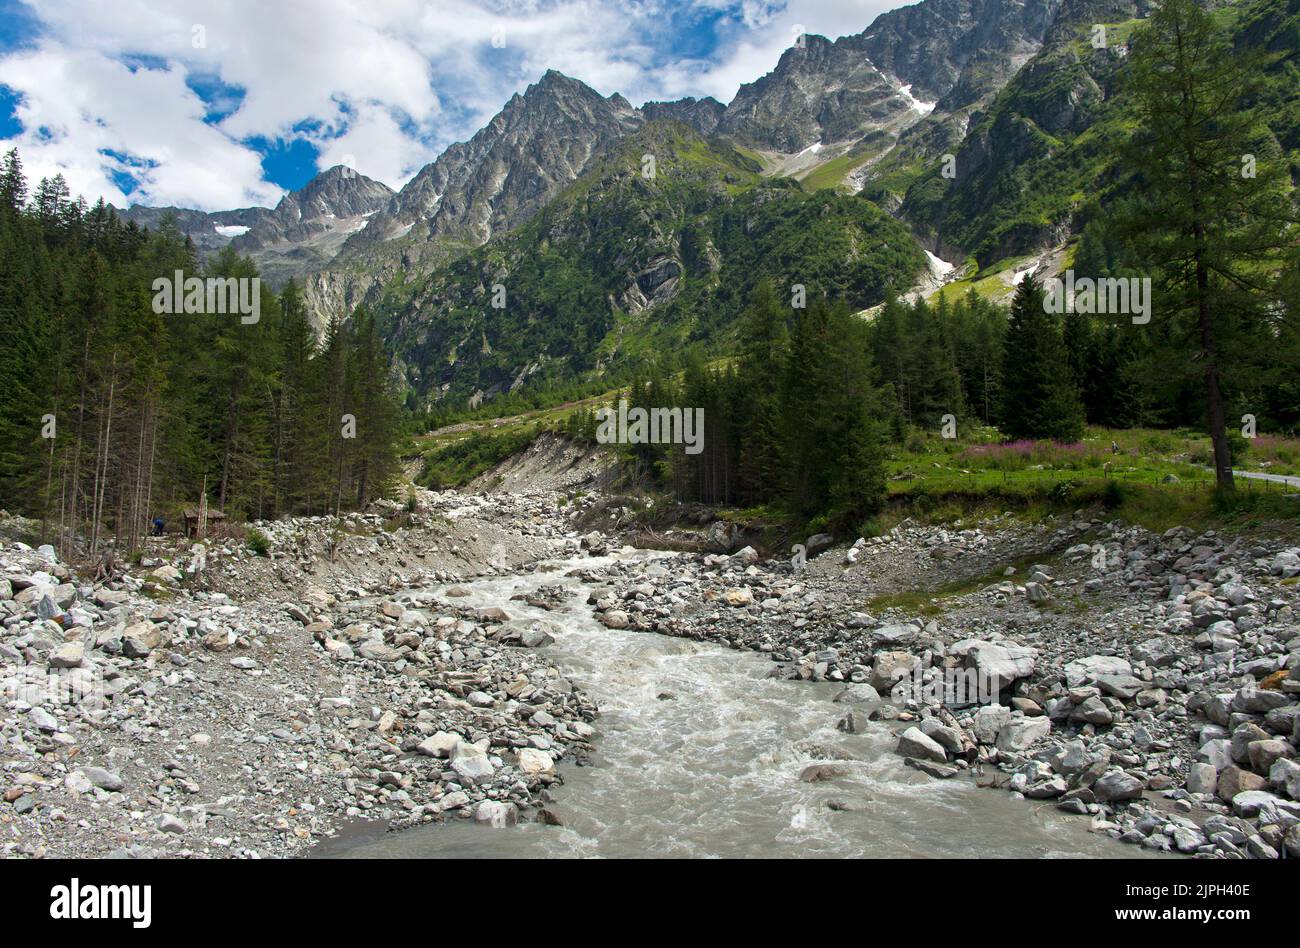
<box><xmin>1198</xmin><ymin>271</ymin><xmax>1234</xmax><ymax>490</ymax></box>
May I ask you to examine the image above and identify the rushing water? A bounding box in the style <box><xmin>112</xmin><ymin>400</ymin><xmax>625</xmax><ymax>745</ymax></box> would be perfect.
<box><xmin>322</xmin><ymin>549</ymin><xmax>1155</xmax><ymax>859</ymax></box>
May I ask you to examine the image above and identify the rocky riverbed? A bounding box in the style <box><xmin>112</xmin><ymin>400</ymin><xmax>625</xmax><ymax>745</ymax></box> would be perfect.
<box><xmin>576</xmin><ymin>513</ymin><xmax>1300</xmax><ymax>858</ymax></box>
<box><xmin>0</xmin><ymin>491</ymin><xmax>597</xmax><ymax>857</ymax></box>
<box><xmin>3</xmin><ymin>475</ymin><xmax>1299</xmax><ymax>859</ymax></box>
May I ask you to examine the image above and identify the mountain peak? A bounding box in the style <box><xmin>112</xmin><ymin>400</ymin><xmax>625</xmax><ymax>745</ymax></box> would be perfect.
<box><xmin>531</xmin><ymin>68</ymin><xmax>593</xmax><ymax>96</ymax></box>
<box><xmin>293</xmin><ymin>163</ymin><xmax>389</xmax><ymax>200</ymax></box>
<box><xmin>313</xmin><ymin>164</ymin><xmax>360</xmax><ymax>182</ymax></box>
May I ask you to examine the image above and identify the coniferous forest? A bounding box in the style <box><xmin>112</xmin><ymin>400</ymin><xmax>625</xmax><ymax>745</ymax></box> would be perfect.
<box><xmin>0</xmin><ymin>151</ymin><xmax>402</xmax><ymax>556</ymax></box>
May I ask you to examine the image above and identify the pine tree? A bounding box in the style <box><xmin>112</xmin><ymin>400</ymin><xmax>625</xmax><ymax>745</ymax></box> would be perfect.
<box><xmin>1000</xmin><ymin>274</ymin><xmax>1086</xmax><ymax>442</ymax></box>
<box><xmin>735</xmin><ymin>280</ymin><xmax>788</xmax><ymax>504</ymax></box>
<box><xmin>0</xmin><ymin>148</ymin><xmax>27</xmax><ymax>213</ymax></box>
<box><xmin>780</xmin><ymin>298</ymin><xmax>885</xmax><ymax>527</ymax></box>
<box><xmin>1061</xmin><ymin>308</ymin><xmax>1094</xmax><ymax>420</ymax></box>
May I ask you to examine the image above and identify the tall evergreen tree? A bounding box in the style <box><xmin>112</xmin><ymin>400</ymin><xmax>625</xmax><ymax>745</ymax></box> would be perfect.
<box><xmin>735</xmin><ymin>280</ymin><xmax>788</xmax><ymax>504</ymax></box>
<box><xmin>1120</xmin><ymin>0</ymin><xmax>1298</xmax><ymax>488</ymax></box>
<box><xmin>999</xmin><ymin>274</ymin><xmax>1086</xmax><ymax>442</ymax></box>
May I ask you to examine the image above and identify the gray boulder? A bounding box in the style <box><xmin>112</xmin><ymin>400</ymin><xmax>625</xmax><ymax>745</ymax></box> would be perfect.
<box><xmin>897</xmin><ymin>727</ymin><xmax>947</xmax><ymax>763</ymax></box>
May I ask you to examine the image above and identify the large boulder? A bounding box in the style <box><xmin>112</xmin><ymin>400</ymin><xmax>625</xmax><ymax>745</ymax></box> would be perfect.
<box><xmin>972</xmin><ymin>705</ymin><xmax>1013</xmax><ymax>744</ymax></box>
<box><xmin>706</xmin><ymin>521</ymin><xmax>739</xmax><ymax>553</ymax></box>
<box><xmin>730</xmin><ymin>546</ymin><xmax>759</xmax><ymax>567</ymax></box>
<box><xmin>1093</xmin><ymin>770</ymin><xmax>1144</xmax><ymax>803</ymax></box>
<box><xmin>897</xmin><ymin>727</ymin><xmax>947</xmax><ymax>763</ymax></box>
<box><xmin>1231</xmin><ymin>790</ymin><xmax>1284</xmax><ymax>818</ymax></box>
<box><xmin>475</xmin><ymin>801</ymin><xmax>519</xmax><ymax>827</ymax></box>
<box><xmin>1269</xmin><ymin>550</ymin><xmax>1300</xmax><ymax>578</ymax></box>
<box><xmin>121</xmin><ymin>621</ymin><xmax>163</xmax><ymax>658</ymax></box>
<box><xmin>1231</xmin><ymin>686</ymin><xmax>1291</xmax><ymax>715</ymax></box>
<box><xmin>450</xmin><ymin>741</ymin><xmax>495</xmax><ymax>780</ymax></box>
<box><xmin>517</xmin><ymin>748</ymin><xmax>554</xmax><ymax>774</ymax></box>
<box><xmin>722</xmin><ymin>587</ymin><xmax>753</xmax><ymax>607</ymax></box>
<box><xmin>804</xmin><ymin>533</ymin><xmax>834</xmax><ymax>558</ymax></box>
<box><xmin>949</xmin><ymin>639</ymin><xmax>1037</xmax><ymax>694</ymax></box>
<box><xmin>416</xmin><ymin>732</ymin><xmax>460</xmax><ymax>758</ymax></box>
<box><xmin>48</xmin><ymin>641</ymin><xmax>84</xmax><ymax>669</ymax></box>
<box><xmin>1217</xmin><ymin>765</ymin><xmax>1267</xmax><ymax>802</ymax></box>
<box><xmin>1063</xmin><ymin>655</ymin><xmax>1133</xmax><ymax>687</ymax></box>
<box><xmin>870</xmin><ymin>651</ymin><xmax>920</xmax><ymax>693</ymax></box>
<box><xmin>1247</xmin><ymin>739</ymin><xmax>1291</xmax><ymax>774</ymax></box>
<box><xmin>995</xmin><ymin>716</ymin><xmax>1051</xmax><ymax>753</ymax></box>
<box><xmin>1187</xmin><ymin>762</ymin><xmax>1218</xmax><ymax>796</ymax></box>
<box><xmin>920</xmin><ymin>718</ymin><xmax>965</xmax><ymax>755</ymax></box>
<box><xmin>1269</xmin><ymin>757</ymin><xmax>1300</xmax><ymax>800</ymax></box>
<box><xmin>1133</xmin><ymin>637</ymin><xmax>1182</xmax><ymax>668</ymax></box>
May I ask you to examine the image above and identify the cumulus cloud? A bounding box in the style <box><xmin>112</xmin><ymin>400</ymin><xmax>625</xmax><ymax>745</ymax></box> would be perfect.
<box><xmin>0</xmin><ymin>0</ymin><xmax>902</xmax><ymax>209</ymax></box>
<box><xmin>0</xmin><ymin>41</ymin><xmax>282</xmax><ymax>209</ymax></box>
<box><xmin>312</xmin><ymin>107</ymin><xmax>439</xmax><ymax>190</ymax></box>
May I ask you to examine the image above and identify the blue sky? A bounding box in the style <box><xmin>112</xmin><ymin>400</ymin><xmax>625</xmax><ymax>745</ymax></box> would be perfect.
<box><xmin>0</xmin><ymin>0</ymin><xmax>898</xmax><ymax>210</ymax></box>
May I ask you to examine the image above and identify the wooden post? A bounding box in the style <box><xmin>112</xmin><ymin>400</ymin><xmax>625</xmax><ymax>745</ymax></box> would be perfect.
<box><xmin>199</xmin><ymin>474</ymin><xmax>208</xmax><ymax>540</ymax></box>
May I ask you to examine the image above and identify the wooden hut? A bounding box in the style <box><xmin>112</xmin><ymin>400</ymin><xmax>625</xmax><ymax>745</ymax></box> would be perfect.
<box><xmin>183</xmin><ymin>506</ymin><xmax>226</xmax><ymax>538</ymax></box>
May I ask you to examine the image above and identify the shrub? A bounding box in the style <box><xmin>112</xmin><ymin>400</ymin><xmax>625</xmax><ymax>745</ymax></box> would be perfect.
<box><xmin>246</xmin><ymin>527</ymin><xmax>271</xmax><ymax>557</ymax></box>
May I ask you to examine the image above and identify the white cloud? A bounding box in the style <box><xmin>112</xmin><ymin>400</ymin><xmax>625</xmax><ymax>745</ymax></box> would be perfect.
<box><xmin>312</xmin><ymin>107</ymin><xmax>439</xmax><ymax>190</ymax></box>
<box><xmin>0</xmin><ymin>0</ymin><xmax>904</xmax><ymax>209</ymax></box>
<box><xmin>0</xmin><ymin>42</ymin><xmax>282</xmax><ymax>209</ymax></box>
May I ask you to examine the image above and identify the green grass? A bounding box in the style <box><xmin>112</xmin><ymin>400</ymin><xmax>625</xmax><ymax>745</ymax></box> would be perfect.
<box><xmin>923</xmin><ymin>252</ymin><xmax>1051</xmax><ymax>305</ymax></box>
<box><xmin>800</xmin><ymin>147</ymin><xmax>882</xmax><ymax>192</ymax></box>
<box><xmin>880</xmin><ymin>425</ymin><xmax>1300</xmax><ymax>533</ymax></box>
<box><xmin>863</xmin><ymin>552</ymin><xmax>1053</xmax><ymax>616</ymax></box>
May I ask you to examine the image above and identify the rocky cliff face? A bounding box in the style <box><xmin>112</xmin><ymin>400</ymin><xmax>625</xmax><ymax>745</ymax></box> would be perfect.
<box><xmin>231</xmin><ymin>165</ymin><xmax>393</xmax><ymax>252</ymax></box>
<box><xmin>717</xmin><ymin>0</ymin><xmax>1061</xmax><ymax>153</ymax></box>
<box><xmin>116</xmin><ymin>166</ymin><xmax>393</xmax><ymax>287</ymax></box>
<box><xmin>113</xmin><ymin>204</ymin><xmax>269</xmax><ymax>253</ymax></box>
<box><xmin>349</xmin><ymin>70</ymin><xmax>643</xmax><ymax>250</ymax></box>
<box><xmin>641</xmin><ymin>96</ymin><xmax>727</xmax><ymax>136</ymax></box>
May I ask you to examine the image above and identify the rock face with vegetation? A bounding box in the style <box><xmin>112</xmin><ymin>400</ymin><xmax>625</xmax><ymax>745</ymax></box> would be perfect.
<box><xmin>101</xmin><ymin>0</ymin><xmax>1300</xmax><ymax>426</ymax></box>
<box><xmin>107</xmin><ymin>0</ymin><xmax>1112</xmax><ymax>375</ymax></box>
<box><xmin>384</xmin><ymin>122</ymin><xmax>926</xmax><ymax>406</ymax></box>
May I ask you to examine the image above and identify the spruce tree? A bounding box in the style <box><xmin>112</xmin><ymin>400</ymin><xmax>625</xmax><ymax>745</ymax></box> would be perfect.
<box><xmin>735</xmin><ymin>280</ymin><xmax>788</xmax><ymax>504</ymax></box>
<box><xmin>999</xmin><ymin>274</ymin><xmax>1086</xmax><ymax>442</ymax></box>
